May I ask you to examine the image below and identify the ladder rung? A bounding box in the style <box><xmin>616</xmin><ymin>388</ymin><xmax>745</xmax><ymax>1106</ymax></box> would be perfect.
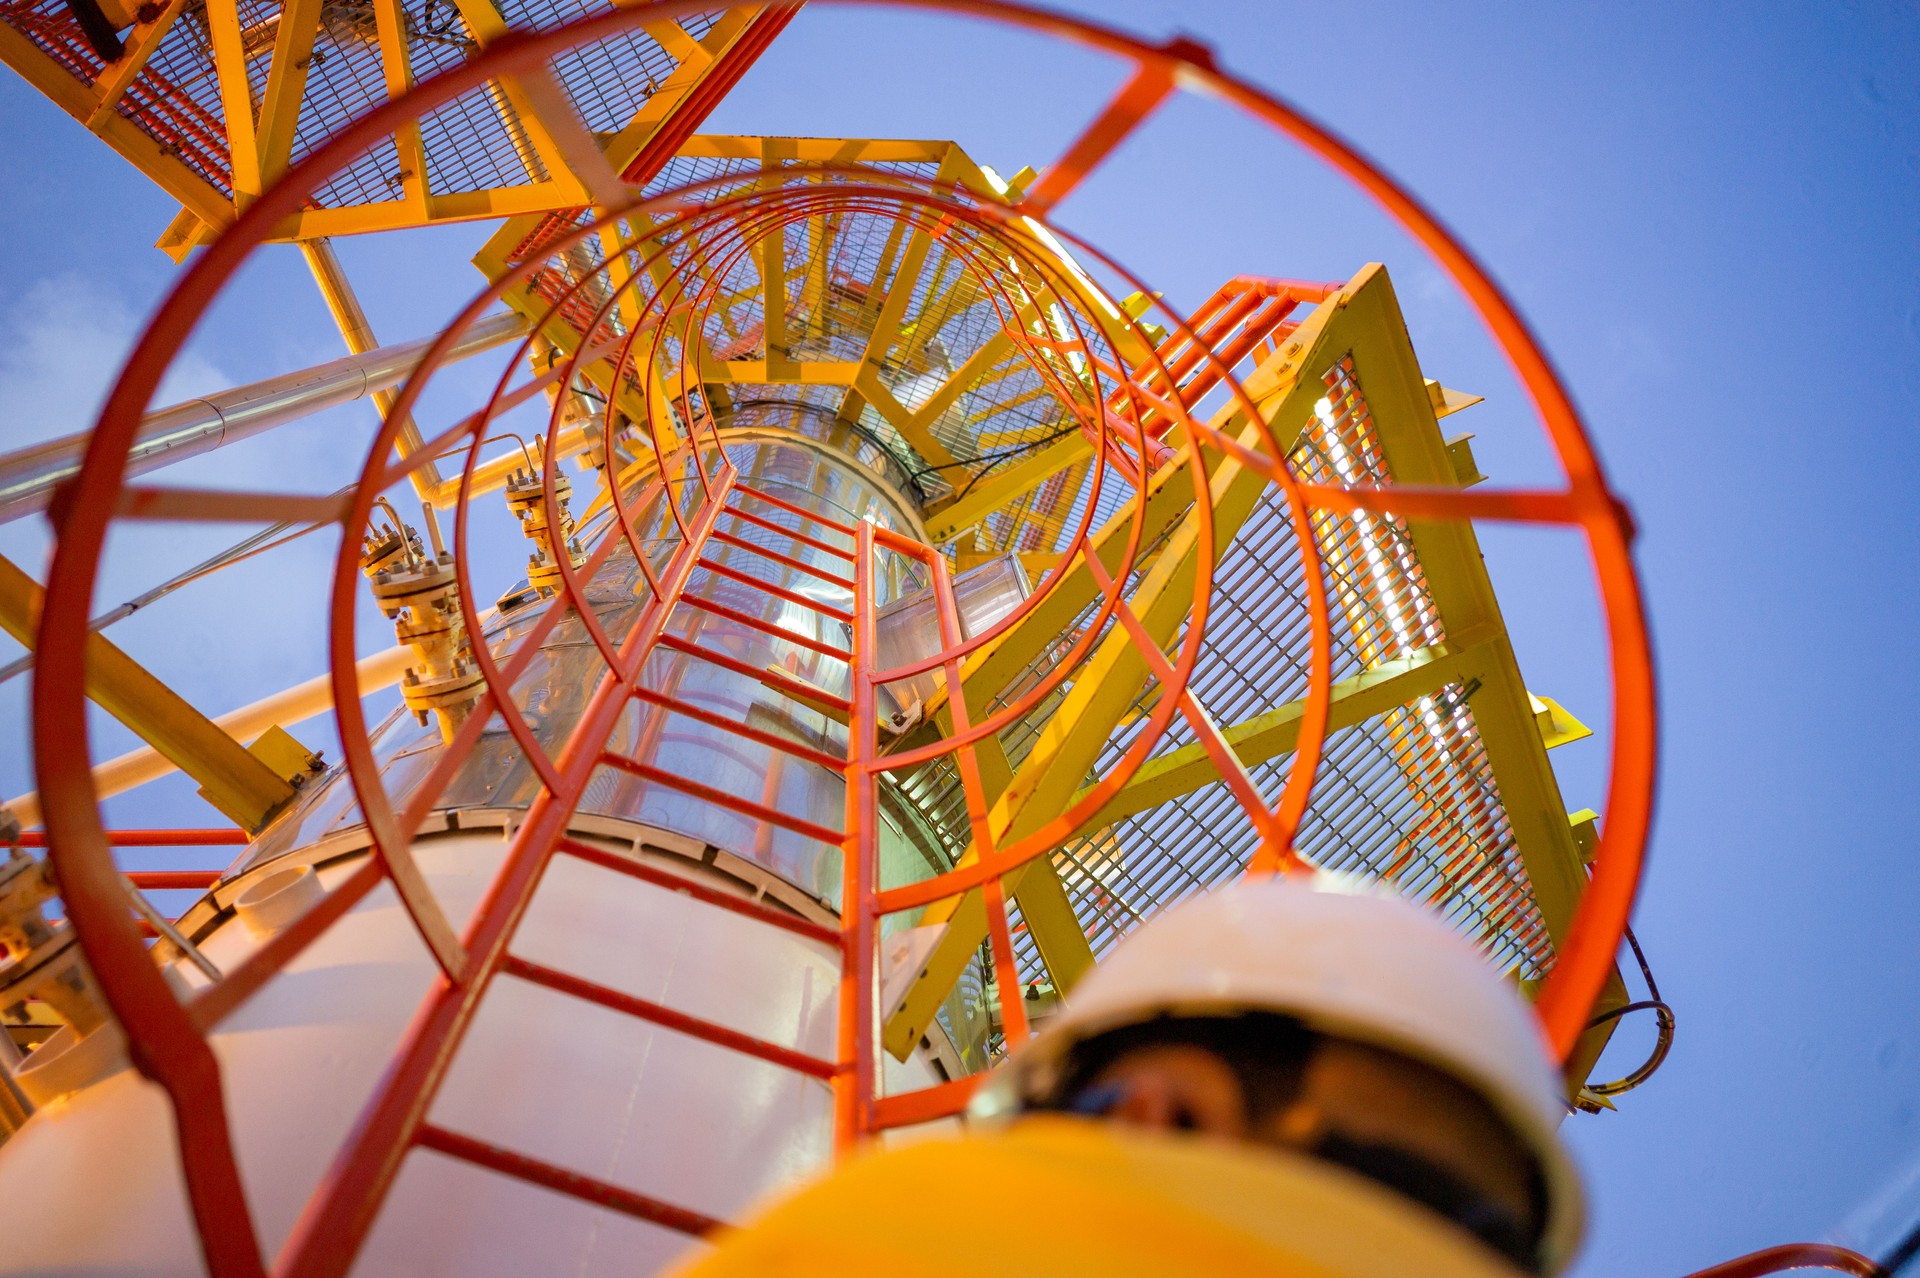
<box><xmin>720</xmin><ymin>503</ymin><xmax>856</xmax><ymax>561</ymax></box>
<box><xmin>730</xmin><ymin>481</ymin><xmax>857</xmax><ymax>537</ymax></box>
<box><xmin>709</xmin><ymin>529</ymin><xmax>856</xmax><ymax>589</ymax></box>
<box><xmin>681</xmin><ymin>594</ymin><xmax>850</xmax><ymax>660</ymax></box>
<box><xmin>694</xmin><ymin>557</ymin><xmax>854</xmax><ymax>623</ymax></box>
<box><xmin>556</xmin><ymin>837</ymin><xmax>840</xmax><ymax>946</ymax></box>
<box><xmin>868</xmin><ymin>1075</ymin><xmax>983</xmax><ymax>1131</ymax></box>
<box><xmin>415</xmin><ymin>1122</ymin><xmax>723</xmax><ymax>1237</ymax></box>
<box><xmin>126</xmin><ymin>870</ymin><xmax>223</xmax><ymax>889</ymax></box>
<box><xmin>630</xmin><ymin>686</ymin><xmax>847</xmax><ymax>773</ymax></box>
<box><xmin>502</xmin><ymin>955</ymin><xmax>839</xmax><ymax>1080</ymax></box>
<box><xmin>654</xmin><ymin>633</ymin><xmax>853</xmax><ymax>715</ymax></box>
<box><xmin>598</xmin><ymin>752</ymin><xmax>845</xmax><ymax>846</ymax></box>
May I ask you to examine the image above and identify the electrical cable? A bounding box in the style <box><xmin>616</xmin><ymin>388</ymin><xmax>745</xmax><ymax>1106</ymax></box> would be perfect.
<box><xmin>0</xmin><ymin>485</ymin><xmax>348</xmax><ymax>687</ymax></box>
<box><xmin>1882</xmin><ymin>1220</ymin><xmax>1920</xmax><ymax>1277</ymax></box>
<box><xmin>729</xmin><ymin>396</ymin><xmax>929</xmax><ymax>502</ymax></box>
<box><xmin>914</xmin><ymin>417</ymin><xmax>1084</xmax><ymax>504</ymax></box>
<box><xmin>1582</xmin><ymin>924</ymin><xmax>1675</xmax><ymax>1097</ymax></box>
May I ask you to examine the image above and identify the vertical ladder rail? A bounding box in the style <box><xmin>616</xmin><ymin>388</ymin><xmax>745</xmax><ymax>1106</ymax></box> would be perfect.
<box><xmin>835</xmin><ymin>518</ymin><xmax>878</xmax><ymax>1154</ymax></box>
<box><xmin>922</xmin><ymin>538</ymin><xmax>1030</xmax><ymax>1049</ymax></box>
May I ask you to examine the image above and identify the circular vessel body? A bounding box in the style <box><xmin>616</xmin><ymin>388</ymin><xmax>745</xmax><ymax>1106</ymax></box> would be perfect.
<box><xmin>0</xmin><ymin>438</ymin><xmax>956</xmax><ymax>1276</ymax></box>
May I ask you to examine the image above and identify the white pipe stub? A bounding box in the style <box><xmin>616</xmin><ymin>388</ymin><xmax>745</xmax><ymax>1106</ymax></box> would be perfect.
<box><xmin>12</xmin><ymin>1020</ymin><xmax>129</xmax><ymax>1108</ymax></box>
<box><xmin>233</xmin><ymin>865</ymin><xmax>324</xmax><ymax>938</ymax></box>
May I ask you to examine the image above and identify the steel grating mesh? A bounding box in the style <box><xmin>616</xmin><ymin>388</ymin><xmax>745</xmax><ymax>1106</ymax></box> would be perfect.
<box><xmin>1000</xmin><ymin>355</ymin><xmax>1555</xmax><ymax>986</ymax></box>
<box><xmin>0</xmin><ymin>0</ymin><xmax>719</xmax><ymax>210</ymax></box>
<box><xmin>0</xmin><ymin>0</ymin><xmax>238</xmax><ymax>196</ymax></box>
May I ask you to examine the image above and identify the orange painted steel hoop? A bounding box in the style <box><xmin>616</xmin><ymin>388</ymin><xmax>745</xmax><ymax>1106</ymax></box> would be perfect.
<box><xmin>1678</xmin><ymin>1244</ymin><xmax>1885</xmax><ymax>1278</ymax></box>
<box><xmin>31</xmin><ymin>9</ymin><xmax>1654</xmax><ymax>1198</ymax></box>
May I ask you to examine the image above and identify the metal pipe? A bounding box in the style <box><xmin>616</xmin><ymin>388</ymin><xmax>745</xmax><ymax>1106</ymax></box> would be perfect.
<box><xmin>122</xmin><ymin>876</ymin><xmax>222</xmax><ymax>982</ymax></box>
<box><xmin>0</xmin><ymin>310</ymin><xmax>527</xmax><ymax>525</ymax></box>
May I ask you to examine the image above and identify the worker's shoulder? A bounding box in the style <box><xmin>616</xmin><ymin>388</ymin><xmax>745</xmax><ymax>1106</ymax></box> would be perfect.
<box><xmin>670</xmin><ymin>1118</ymin><xmax>1525</xmax><ymax>1278</ymax></box>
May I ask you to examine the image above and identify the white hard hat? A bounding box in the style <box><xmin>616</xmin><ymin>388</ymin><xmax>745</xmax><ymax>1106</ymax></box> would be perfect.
<box><xmin>973</xmin><ymin>872</ymin><xmax>1585</xmax><ymax>1273</ymax></box>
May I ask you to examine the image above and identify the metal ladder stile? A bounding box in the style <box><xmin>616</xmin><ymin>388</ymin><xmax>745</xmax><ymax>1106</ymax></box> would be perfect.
<box><xmin>274</xmin><ymin>463</ymin><xmax>879</xmax><ymax>1277</ymax></box>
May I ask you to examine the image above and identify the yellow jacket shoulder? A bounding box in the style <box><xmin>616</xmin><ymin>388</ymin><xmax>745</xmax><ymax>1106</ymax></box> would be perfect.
<box><xmin>671</xmin><ymin>1117</ymin><xmax>1526</xmax><ymax>1278</ymax></box>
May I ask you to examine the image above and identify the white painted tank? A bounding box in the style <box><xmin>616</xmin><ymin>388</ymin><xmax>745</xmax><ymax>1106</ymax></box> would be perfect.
<box><xmin>0</xmin><ymin>435</ymin><xmax>971</xmax><ymax>1274</ymax></box>
<box><xmin>0</xmin><ymin>825</ymin><xmax>955</xmax><ymax>1275</ymax></box>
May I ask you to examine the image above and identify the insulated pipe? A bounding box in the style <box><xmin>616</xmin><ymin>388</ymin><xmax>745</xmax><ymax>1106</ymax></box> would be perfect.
<box><xmin>2</xmin><ymin>643</ymin><xmax>414</xmax><ymax>830</ymax></box>
<box><xmin>0</xmin><ymin>310</ymin><xmax>528</xmax><ymax>525</ymax></box>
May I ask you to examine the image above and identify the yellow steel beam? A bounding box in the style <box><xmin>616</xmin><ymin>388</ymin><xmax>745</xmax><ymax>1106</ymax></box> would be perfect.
<box><xmin>908</xmin><ymin>330</ymin><xmax>1014</xmax><ymax>443</ymax></box>
<box><xmin>618</xmin><ymin>211</ymin><xmax>737</xmax><ymax>420</ymax></box>
<box><xmin>254</xmin><ymin>0</ymin><xmax>324</xmax><ymax>191</ymax></box>
<box><xmin>911</xmin><ymin>275</ymin><xmax>1108</xmax><ymax>535</ymax></box>
<box><xmin>968</xmin><ymin>377</ymin><xmax>1057</xmax><ymax>430</ymax></box>
<box><xmin>174</xmin><ymin>157</ymin><xmax>586</xmax><ymax>247</ymax></box>
<box><xmin>883</xmin><ymin>421</ymin><xmax>1268</xmax><ymax>1057</ymax></box>
<box><xmin>884</xmin><ymin>288</ymin><xmax>1347</xmax><ymax>1058</ymax></box>
<box><xmin>853</xmin><ymin>199</ymin><xmax>912</xmax><ymax>313</ymax></box>
<box><xmin>598</xmin><ymin>223</ymin><xmax>646</xmax><ymax>333</ymax></box>
<box><xmin>949</xmin><ymin>443</ymin><xmax>1195</xmax><ymax>709</ymax></box>
<box><xmin>373</xmin><ymin>0</ymin><xmax>430</xmax><ymax>219</ymax></box>
<box><xmin>1071</xmin><ymin>641</ymin><xmax>1490</xmax><ymax>829</ymax></box>
<box><xmin>466</xmin><ymin>8</ymin><xmax>766</xmax><ymax>266</ymax></box>
<box><xmin>950</xmin><ymin>354</ymin><xmax>1032</xmax><ymax>425</ymax></box>
<box><xmin>754</xmin><ymin>142</ymin><xmax>792</xmax><ymax>367</ymax></box>
<box><xmin>203</xmin><ymin>0</ymin><xmax>262</xmax><ymax>203</ymax></box>
<box><xmin>505</xmin><ymin>61</ymin><xmax>631</xmax><ymax>209</ymax></box>
<box><xmin>179</xmin><ymin>2</ymin><xmax>777</xmax><ymax>246</ymax></box>
<box><xmin>940</xmin><ymin>141</ymin><xmax>1025</xmax><ymax>203</ymax></box>
<box><xmin>584</xmin><ymin>6</ymin><xmax>753</xmax><ymax>168</ymax></box>
<box><xmin>893</xmin><ymin>257</ymin><xmax>961</xmax><ymax>367</ymax></box>
<box><xmin>0</xmin><ymin>20</ymin><xmax>230</xmax><ymax>232</ymax></box>
<box><xmin>924</xmin><ymin>433</ymin><xmax>1090</xmax><ymax>544</ymax></box>
<box><xmin>855</xmin><ymin>366</ymin><xmax>961</xmax><ymax>470</ymax></box>
<box><xmin>684</xmin><ymin>136</ymin><xmax>950</xmax><ymax>165</ymax></box>
<box><xmin>699</xmin><ymin>358</ymin><xmax>862</xmax><ymax>385</ymax></box>
<box><xmin>954</xmin><ymin>731</ymin><xmax>1097</xmax><ymax>999</ymax></box>
<box><xmin>798</xmin><ymin>182</ymin><xmax>837</xmax><ymax>335</ymax></box>
<box><xmin>833</xmin><ymin>148</ymin><xmax>966</xmax><ymax>428</ymax></box>
<box><xmin>1328</xmin><ymin>265</ymin><xmax>1592</xmax><ymax>945</ymax></box>
<box><xmin>448</xmin><ymin>0</ymin><xmax>598</xmax><ymax>204</ymax></box>
<box><xmin>953</xmin><ymin>550</ymin><xmax>1069</xmax><ymax>578</ymax></box>
<box><xmin>608</xmin><ymin>211</ymin><xmax>723</xmax><ymax>448</ymax></box>
<box><xmin>636</xmin><ymin>16</ymin><xmax>704</xmax><ymax>64</ymax></box>
<box><xmin>300</xmin><ymin>238</ymin><xmax>444</xmax><ymax>499</ymax></box>
<box><xmin>619</xmin><ymin>211</ymin><xmax>677</xmax><ymax>294</ymax></box>
<box><xmin>281</xmin><ymin>180</ymin><xmax>584</xmax><ymax>240</ymax></box>
<box><xmin>0</xmin><ymin>556</ymin><xmax>303</xmax><ymax>832</ymax></box>
<box><xmin>1315</xmin><ymin>265</ymin><xmax>1626</xmax><ymax>1083</ymax></box>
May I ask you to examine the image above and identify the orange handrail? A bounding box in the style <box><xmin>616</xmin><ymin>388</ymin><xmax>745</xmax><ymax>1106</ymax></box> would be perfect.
<box><xmin>1682</xmin><ymin>1244</ymin><xmax>1884</xmax><ymax>1277</ymax></box>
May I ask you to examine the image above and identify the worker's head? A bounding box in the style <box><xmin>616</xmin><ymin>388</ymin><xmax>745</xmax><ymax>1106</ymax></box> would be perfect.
<box><xmin>975</xmin><ymin>874</ymin><xmax>1583</xmax><ymax>1275</ymax></box>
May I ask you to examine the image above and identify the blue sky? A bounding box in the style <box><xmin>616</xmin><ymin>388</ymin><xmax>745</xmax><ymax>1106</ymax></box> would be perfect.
<box><xmin>1</xmin><ymin>2</ymin><xmax>1917</xmax><ymax>1273</ymax></box>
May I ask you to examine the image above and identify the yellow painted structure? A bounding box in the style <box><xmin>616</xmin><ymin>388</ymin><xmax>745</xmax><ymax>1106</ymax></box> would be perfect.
<box><xmin>0</xmin><ymin>556</ymin><xmax>315</xmax><ymax>832</ymax></box>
